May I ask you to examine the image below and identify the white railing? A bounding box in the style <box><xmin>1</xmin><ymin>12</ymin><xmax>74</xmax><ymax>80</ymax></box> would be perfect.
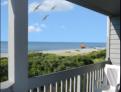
<box><xmin>0</xmin><ymin>61</ymin><xmax>109</xmax><ymax>92</ymax></box>
<box><xmin>28</xmin><ymin>61</ymin><xmax>110</xmax><ymax>92</ymax></box>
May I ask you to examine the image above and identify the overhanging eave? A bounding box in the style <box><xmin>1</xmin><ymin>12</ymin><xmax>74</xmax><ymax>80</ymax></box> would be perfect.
<box><xmin>67</xmin><ymin>0</ymin><xmax>120</xmax><ymax>16</ymax></box>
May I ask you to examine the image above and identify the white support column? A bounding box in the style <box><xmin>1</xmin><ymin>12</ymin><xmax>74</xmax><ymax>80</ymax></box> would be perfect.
<box><xmin>106</xmin><ymin>16</ymin><xmax>110</xmax><ymax>61</ymax></box>
<box><xmin>8</xmin><ymin>0</ymin><xmax>28</xmax><ymax>92</ymax></box>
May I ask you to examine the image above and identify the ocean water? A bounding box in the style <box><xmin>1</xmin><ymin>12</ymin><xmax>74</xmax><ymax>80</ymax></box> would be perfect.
<box><xmin>1</xmin><ymin>41</ymin><xmax>106</xmax><ymax>53</ymax></box>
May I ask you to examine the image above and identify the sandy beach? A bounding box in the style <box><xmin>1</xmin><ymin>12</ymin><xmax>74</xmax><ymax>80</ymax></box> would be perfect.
<box><xmin>41</xmin><ymin>48</ymin><xmax>105</xmax><ymax>56</ymax></box>
<box><xmin>0</xmin><ymin>48</ymin><xmax>105</xmax><ymax>58</ymax></box>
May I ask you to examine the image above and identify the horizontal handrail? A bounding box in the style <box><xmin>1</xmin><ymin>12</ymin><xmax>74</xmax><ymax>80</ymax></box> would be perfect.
<box><xmin>28</xmin><ymin>61</ymin><xmax>110</xmax><ymax>89</ymax></box>
<box><xmin>0</xmin><ymin>81</ymin><xmax>14</xmax><ymax>92</ymax></box>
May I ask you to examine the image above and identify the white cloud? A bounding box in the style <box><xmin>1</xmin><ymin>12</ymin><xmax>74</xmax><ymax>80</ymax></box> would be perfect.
<box><xmin>1</xmin><ymin>0</ymin><xmax>8</xmax><ymax>6</ymax></box>
<box><xmin>29</xmin><ymin>0</ymin><xmax>74</xmax><ymax>13</ymax></box>
<box><xmin>41</xmin><ymin>24</ymin><xmax>47</xmax><ymax>28</ymax></box>
<box><xmin>28</xmin><ymin>23</ymin><xmax>43</xmax><ymax>32</ymax></box>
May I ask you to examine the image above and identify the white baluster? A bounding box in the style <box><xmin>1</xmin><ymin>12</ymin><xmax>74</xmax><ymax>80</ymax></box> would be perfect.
<box><xmin>73</xmin><ymin>76</ymin><xmax>77</xmax><ymax>92</ymax></box>
<box><xmin>92</xmin><ymin>71</ymin><xmax>94</xmax><ymax>92</ymax></box>
<box><xmin>61</xmin><ymin>80</ymin><xmax>63</xmax><ymax>92</ymax></box>
<box><xmin>50</xmin><ymin>84</ymin><xmax>52</xmax><ymax>92</ymax></box>
<box><xmin>56</xmin><ymin>82</ymin><xmax>58</xmax><ymax>92</ymax></box>
<box><xmin>86</xmin><ymin>73</ymin><xmax>89</xmax><ymax>92</ymax></box>
<box><xmin>37</xmin><ymin>87</ymin><xmax>40</xmax><ymax>92</ymax></box>
<box><xmin>44</xmin><ymin>85</ymin><xmax>46</xmax><ymax>92</ymax></box>
<box><xmin>77</xmin><ymin>75</ymin><xmax>81</xmax><ymax>92</ymax></box>
<box><xmin>65</xmin><ymin>79</ymin><xmax>68</xmax><ymax>92</ymax></box>
<box><xmin>29</xmin><ymin>89</ymin><xmax>33</xmax><ymax>92</ymax></box>
<box><xmin>69</xmin><ymin>78</ymin><xmax>72</xmax><ymax>92</ymax></box>
<box><xmin>88</xmin><ymin>72</ymin><xmax>92</xmax><ymax>92</ymax></box>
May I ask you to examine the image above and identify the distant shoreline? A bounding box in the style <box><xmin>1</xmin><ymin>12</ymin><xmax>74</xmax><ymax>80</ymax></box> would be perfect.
<box><xmin>0</xmin><ymin>47</ymin><xmax>105</xmax><ymax>58</ymax></box>
<box><xmin>1</xmin><ymin>41</ymin><xmax>106</xmax><ymax>54</ymax></box>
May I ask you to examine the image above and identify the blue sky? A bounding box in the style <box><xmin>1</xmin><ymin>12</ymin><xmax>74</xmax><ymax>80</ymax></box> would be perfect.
<box><xmin>1</xmin><ymin>0</ymin><xmax>107</xmax><ymax>42</ymax></box>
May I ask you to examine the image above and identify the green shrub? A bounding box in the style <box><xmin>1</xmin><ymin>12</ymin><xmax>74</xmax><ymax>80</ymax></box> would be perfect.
<box><xmin>0</xmin><ymin>49</ymin><xmax>106</xmax><ymax>82</ymax></box>
<box><xmin>0</xmin><ymin>58</ymin><xmax>8</xmax><ymax>81</ymax></box>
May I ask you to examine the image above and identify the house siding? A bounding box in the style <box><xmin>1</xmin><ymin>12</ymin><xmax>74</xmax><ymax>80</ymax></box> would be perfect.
<box><xmin>109</xmin><ymin>17</ymin><xmax>120</xmax><ymax>65</ymax></box>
